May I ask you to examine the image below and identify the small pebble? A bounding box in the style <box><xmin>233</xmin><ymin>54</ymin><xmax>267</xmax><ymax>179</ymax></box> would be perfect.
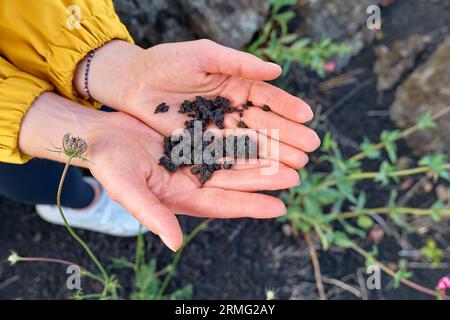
<box><xmin>262</xmin><ymin>104</ymin><xmax>271</xmax><ymax>112</ymax></box>
<box><xmin>237</xmin><ymin>121</ymin><xmax>248</xmax><ymax>128</ymax></box>
<box><xmin>154</xmin><ymin>102</ymin><xmax>170</xmax><ymax>113</ymax></box>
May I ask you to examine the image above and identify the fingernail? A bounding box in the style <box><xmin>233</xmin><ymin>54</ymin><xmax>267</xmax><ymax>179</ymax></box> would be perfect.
<box><xmin>266</xmin><ymin>62</ymin><xmax>282</xmax><ymax>70</ymax></box>
<box><xmin>159</xmin><ymin>233</ymin><xmax>177</xmax><ymax>252</ymax></box>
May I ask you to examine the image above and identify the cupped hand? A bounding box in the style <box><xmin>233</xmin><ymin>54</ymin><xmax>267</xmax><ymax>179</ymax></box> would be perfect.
<box><xmin>82</xmin><ymin>40</ymin><xmax>321</xmax><ymax>170</ymax></box>
<box><xmin>85</xmin><ymin>112</ymin><xmax>300</xmax><ymax>251</ymax></box>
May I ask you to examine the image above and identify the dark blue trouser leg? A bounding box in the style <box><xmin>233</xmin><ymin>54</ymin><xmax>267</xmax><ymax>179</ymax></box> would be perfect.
<box><xmin>0</xmin><ymin>158</ymin><xmax>94</xmax><ymax>209</ymax></box>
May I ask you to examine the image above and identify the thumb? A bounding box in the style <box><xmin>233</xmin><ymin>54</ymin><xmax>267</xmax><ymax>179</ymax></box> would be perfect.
<box><xmin>106</xmin><ymin>176</ymin><xmax>183</xmax><ymax>252</ymax></box>
<box><xmin>199</xmin><ymin>39</ymin><xmax>282</xmax><ymax>80</ymax></box>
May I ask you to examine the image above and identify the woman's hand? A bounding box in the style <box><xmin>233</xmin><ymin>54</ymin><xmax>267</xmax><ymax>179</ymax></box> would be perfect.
<box><xmin>20</xmin><ymin>93</ymin><xmax>299</xmax><ymax>251</ymax></box>
<box><xmin>86</xmin><ymin>112</ymin><xmax>299</xmax><ymax>251</ymax></box>
<box><xmin>75</xmin><ymin>40</ymin><xmax>321</xmax><ymax>169</ymax></box>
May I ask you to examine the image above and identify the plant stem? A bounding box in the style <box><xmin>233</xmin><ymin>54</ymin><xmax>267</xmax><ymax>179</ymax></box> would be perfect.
<box><xmin>74</xmin><ymin>293</ymin><xmax>104</xmax><ymax>300</ymax></box>
<box><xmin>350</xmin><ymin>106</ymin><xmax>450</xmax><ymax>162</ymax></box>
<box><xmin>350</xmin><ymin>243</ymin><xmax>449</xmax><ymax>300</ymax></box>
<box><xmin>13</xmin><ymin>254</ymin><xmax>106</xmax><ymax>286</ymax></box>
<box><xmin>305</xmin><ymin>221</ymin><xmax>448</xmax><ymax>299</ymax></box>
<box><xmin>157</xmin><ymin>219</ymin><xmax>212</xmax><ymax>298</ymax></box>
<box><xmin>57</xmin><ymin>158</ymin><xmax>109</xmax><ymax>284</ymax></box>
<box><xmin>309</xmin><ymin>163</ymin><xmax>450</xmax><ymax>193</ymax></box>
<box><xmin>305</xmin><ymin>233</ymin><xmax>327</xmax><ymax>300</ymax></box>
<box><xmin>134</xmin><ymin>229</ymin><xmax>145</xmax><ymax>273</ymax></box>
<box><xmin>15</xmin><ymin>256</ymin><xmax>79</xmax><ymax>267</ymax></box>
<box><xmin>336</xmin><ymin>207</ymin><xmax>450</xmax><ymax>221</ymax></box>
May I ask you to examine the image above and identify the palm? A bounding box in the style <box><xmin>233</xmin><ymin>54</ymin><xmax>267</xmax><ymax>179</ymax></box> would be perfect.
<box><xmin>123</xmin><ymin>40</ymin><xmax>320</xmax><ymax>170</ymax></box>
<box><xmin>88</xmin><ymin>113</ymin><xmax>297</xmax><ymax>250</ymax></box>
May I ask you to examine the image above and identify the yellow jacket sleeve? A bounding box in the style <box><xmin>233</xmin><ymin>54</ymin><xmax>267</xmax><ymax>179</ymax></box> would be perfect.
<box><xmin>0</xmin><ymin>57</ymin><xmax>53</xmax><ymax>164</ymax></box>
<box><xmin>0</xmin><ymin>0</ymin><xmax>133</xmax><ymax>109</ymax></box>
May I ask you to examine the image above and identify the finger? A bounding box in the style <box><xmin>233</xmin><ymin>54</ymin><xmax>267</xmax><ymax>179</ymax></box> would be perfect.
<box><xmin>204</xmin><ymin>127</ymin><xmax>310</xmax><ymax>169</ymax></box>
<box><xmin>106</xmin><ymin>175</ymin><xmax>183</xmax><ymax>252</ymax></box>
<box><xmin>201</xmin><ymin>165</ymin><xmax>300</xmax><ymax>191</ymax></box>
<box><xmin>247</xmin><ymin>81</ymin><xmax>314</xmax><ymax>123</ymax></box>
<box><xmin>223</xmin><ymin>109</ymin><xmax>321</xmax><ymax>152</ymax></box>
<box><xmin>179</xmin><ymin>188</ymin><xmax>287</xmax><ymax>218</ymax></box>
<box><xmin>200</xmin><ymin>39</ymin><xmax>282</xmax><ymax>80</ymax></box>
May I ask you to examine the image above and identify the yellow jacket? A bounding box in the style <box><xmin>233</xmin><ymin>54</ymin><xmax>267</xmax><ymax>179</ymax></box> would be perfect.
<box><xmin>0</xmin><ymin>0</ymin><xmax>133</xmax><ymax>164</ymax></box>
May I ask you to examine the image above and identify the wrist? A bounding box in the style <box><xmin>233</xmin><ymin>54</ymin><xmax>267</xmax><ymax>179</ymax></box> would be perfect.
<box><xmin>73</xmin><ymin>40</ymin><xmax>144</xmax><ymax>110</ymax></box>
<box><xmin>19</xmin><ymin>92</ymin><xmax>110</xmax><ymax>167</ymax></box>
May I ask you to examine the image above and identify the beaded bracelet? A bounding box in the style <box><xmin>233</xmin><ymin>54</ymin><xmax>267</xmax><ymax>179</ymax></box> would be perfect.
<box><xmin>83</xmin><ymin>49</ymin><xmax>97</xmax><ymax>102</ymax></box>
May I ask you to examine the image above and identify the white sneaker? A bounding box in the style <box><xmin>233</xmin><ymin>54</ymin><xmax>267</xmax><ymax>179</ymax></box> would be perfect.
<box><xmin>36</xmin><ymin>177</ymin><xmax>147</xmax><ymax>237</ymax></box>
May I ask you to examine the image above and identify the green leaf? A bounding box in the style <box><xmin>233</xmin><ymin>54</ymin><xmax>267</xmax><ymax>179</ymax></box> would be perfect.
<box><xmin>336</xmin><ymin>178</ymin><xmax>357</xmax><ymax>203</ymax></box>
<box><xmin>315</xmin><ymin>188</ymin><xmax>343</xmax><ymax>205</ymax></box>
<box><xmin>110</xmin><ymin>257</ymin><xmax>134</xmax><ymax>270</ymax></box>
<box><xmin>393</xmin><ymin>270</ymin><xmax>413</xmax><ymax>288</ymax></box>
<box><xmin>314</xmin><ymin>224</ymin><xmax>330</xmax><ymax>250</ymax></box>
<box><xmin>355</xmin><ymin>192</ymin><xmax>367</xmax><ymax>210</ymax></box>
<box><xmin>418</xmin><ymin>111</ymin><xmax>437</xmax><ymax>130</ymax></box>
<box><xmin>375</xmin><ymin>161</ymin><xmax>397</xmax><ymax>186</ymax></box>
<box><xmin>419</xmin><ymin>154</ymin><xmax>449</xmax><ymax>181</ymax></box>
<box><xmin>393</xmin><ymin>259</ymin><xmax>413</xmax><ymax>288</ymax></box>
<box><xmin>320</xmin><ymin>132</ymin><xmax>336</xmax><ymax>152</ymax></box>
<box><xmin>332</xmin><ymin>231</ymin><xmax>354</xmax><ymax>248</ymax></box>
<box><xmin>380</xmin><ymin>130</ymin><xmax>400</xmax><ymax>162</ymax></box>
<box><xmin>340</xmin><ymin>220</ymin><xmax>366</xmax><ymax>238</ymax></box>
<box><xmin>303</xmin><ymin>197</ymin><xmax>323</xmax><ymax>218</ymax></box>
<box><xmin>431</xmin><ymin>200</ymin><xmax>444</xmax><ymax>223</ymax></box>
<box><xmin>357</xmin><ymin>215</ymin><xmax>374</xmax><ymax>229</ymax></box>
<box><xmin>292</xmin><ymin>38</ymin><xmax>311</xmax><ymax>49</ymax></box>
<box><xmin>420</xmin><ymin>238</ymin><xmax>444</xmax><ymax>267</ymax></box>
<box><xmin>391</xmin><ymin>211</ymin><xmax>412</xmax><ymax>231</ymax></box>
<box><xmin>360</xmin><ymin>137</ymin><xmax>381</xmax><ymax>159</ymax></box>
<box><xmin>274</xmin><ymin>11</ymin><xmax>295</xmax><ymax>23</ymax></box>
<box><xmin>279</xmin><ymin>33</ymin><xmax>300</xmax><ymax>44</ymax></box>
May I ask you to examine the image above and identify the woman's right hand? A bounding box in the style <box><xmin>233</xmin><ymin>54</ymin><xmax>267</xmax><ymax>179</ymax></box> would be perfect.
<box><xmin>75</xmin><ymin>40</ymin><xmax>321</xmax><ymax>170</ymax></box>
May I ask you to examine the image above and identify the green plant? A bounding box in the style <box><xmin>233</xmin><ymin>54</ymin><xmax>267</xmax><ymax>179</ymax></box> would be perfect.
<box><xmin>280</xmin><ymin>109</ymin><xmax>450</xmax><ymax>299</ymax></box>
<box><xmin>247</xmin><ymin>0</ymin><xmax>351</xmax><ymax>77</ymax></box>
<box><xmin>55</xmin><ymin>134</ymin><xmax>119</xmax><ymax>299</ymax></box>
<box><xmin>420</xmin><ymin>238</ymin><xmax>444</xmax><ymax>267</ymax></box>
<box><xmin>113</xmin><ymin>219</ymin><xmax>211</xmax><ymax>300</ymax></box>
<box><xmin>8</xmin><ymin>133</ymin><xmax>211</xmax><ymax>300</ymax></box>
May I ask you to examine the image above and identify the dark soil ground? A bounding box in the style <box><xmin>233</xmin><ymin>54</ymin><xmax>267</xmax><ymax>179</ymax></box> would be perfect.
<box><xmin>1</xmin><ymin>0</ymin><xmax>449</xmax><ymax>300</ymax></box>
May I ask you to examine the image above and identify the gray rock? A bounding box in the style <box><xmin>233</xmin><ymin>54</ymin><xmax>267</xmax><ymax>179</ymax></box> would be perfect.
<box><xmin>114</xmin><ymin>0</ymin><xmax>269</xmax><ymax>48</ymax></box>
<box><xmin>296</xmin><ymin>0</ymin><xmax>378</xmax><ymax>70</ymax></box>
<box><xmin>114</xmin><ymin>0</ymin><xmax>195</xmax><ymax>47</ymax></box>
<box><xmin>178</xmin><ymin>0</ymin><xmax>269</xmax><ymax>48</ymax></box>
<box><xmin>390</xmin><ymin>38</ymin><xmax>450</xmax><ymax>156</ymax></box>
<box><xmin>374</xmin><ymin>35</ymin><xmax>432</xmax><ymax>91</ymax></box>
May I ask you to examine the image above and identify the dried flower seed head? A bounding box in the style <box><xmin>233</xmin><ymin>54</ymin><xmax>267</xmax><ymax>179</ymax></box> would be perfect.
<box><xmin>62</xmin><ymin>133</ymin><xmax>88</xmax><ymax>158</ymax></box>
<box><xmin>7</xmin><ymin>251</ymin><xmax>20</xmax><ymax>266</ymax></box>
